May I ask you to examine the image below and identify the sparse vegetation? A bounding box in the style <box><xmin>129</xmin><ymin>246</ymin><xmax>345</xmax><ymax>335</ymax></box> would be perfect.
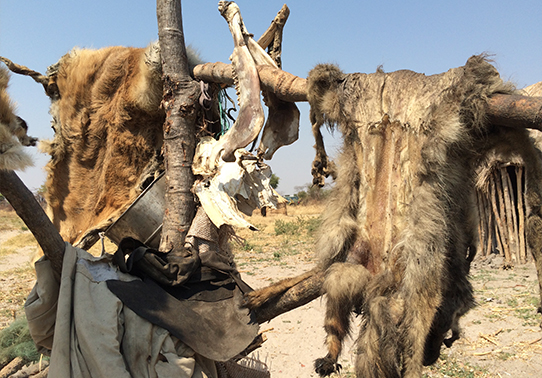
<box><xmin>423</xmin><ymin>354</ymin><xmax>486</xmax><ymax>377</ymax></box>
<box><xmin>0</xmin><ymin>317</ymin><xmax>42</xmax><ymax>368</ymax></box>
<box><xmin>0</xmin><ymin>210</ymin><xmax>27</xmax><ymax>231</ymax></box>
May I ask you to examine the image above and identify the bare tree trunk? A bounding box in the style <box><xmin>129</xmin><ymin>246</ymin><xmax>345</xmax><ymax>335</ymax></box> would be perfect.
<box><xmin>156</xmin><ymin>0</ymin><xmax>200</xmax><ymax>252</ymax></box>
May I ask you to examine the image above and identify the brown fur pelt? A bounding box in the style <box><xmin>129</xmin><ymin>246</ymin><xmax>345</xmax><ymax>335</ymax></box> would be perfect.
<box><xmin>0</xmin><ymin>66</ymin><xmax>36</xmax><ymax>171</ymax></box>
<box><xmin>307</xmin><ymin>56</ymin><xmax>524</xmax><ymax>378</ymax></box>
<box><xmin>41</xmin><ymin>45</ymin><xmax>166</xmax><ymax>245</ymax></box>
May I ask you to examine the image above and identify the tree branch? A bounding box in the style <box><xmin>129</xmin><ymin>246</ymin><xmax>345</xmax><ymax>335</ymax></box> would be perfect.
<box><xmin>0</xmin><ymin>170</ymin><xmax>64</xmax><ymax>275</ymax></box>
<box><xmin>157</xmin><ymin>0</ymin><xmax>200</xmax><ymax>252</ymax></box>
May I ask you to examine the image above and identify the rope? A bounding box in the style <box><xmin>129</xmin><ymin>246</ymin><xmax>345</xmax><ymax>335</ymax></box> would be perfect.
<box><xmin>218</xmin><ymin>89</ymin><xmax>236</xmax><ymax>137</ymax></box>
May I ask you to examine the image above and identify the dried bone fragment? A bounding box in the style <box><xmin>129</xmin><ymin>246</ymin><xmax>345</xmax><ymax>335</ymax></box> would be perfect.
<box><xmin>210</xmin><ymin>1</ymin><xmax>265</xmax><ymax>166</ymax></box>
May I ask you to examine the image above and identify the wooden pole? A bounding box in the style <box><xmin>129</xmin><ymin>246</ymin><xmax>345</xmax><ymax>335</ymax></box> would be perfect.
<box><xmin>0</xmin><ymin>170</ymin><xmax>64</xmax><ymax>275</ymax></box>
<box><xmin>494</xmin><ymin>169</ymin><xmax>513</xmax><ymax>264</ymax></box>
<box><xmin>504</xmin><ymin>166</ymin><xmax>521</xmax><ymax>263</ymax></box>
<box><xmin>484</xmin><ymin>192</ymin><xmax>494</xmax><ymax>257</ymax></box>
<box><xmin>501</xmin><ymin>167</ymin><xmax>518</xmax><ymax>263</ymax></box>
<box><xmin>477</xmin><ymin>190</ymin><xmax>488</xmax><ymax>257</ymax></box>
<box><xmin>156</xmin><ymin>0</ymin><xmax>200</xmax><ymax>252</ymax></box>
<box><xmin>194</xmin><ymin>63</ymin><xmax>542</xmax><ymax>132</ymax></box>
<box><xmin>516</xmin><ymin>166</ymin><xmax>527</xmax><ymax>263</ymax></box>
<box><xmin>489</xmin><ymin>172</ymin><xmax>508</xmax><ymax>263</ymax></box>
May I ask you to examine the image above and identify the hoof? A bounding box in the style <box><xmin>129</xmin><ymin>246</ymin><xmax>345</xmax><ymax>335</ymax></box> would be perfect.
<box><xmin>314</xmin><ymin>356</ymin><xmax>341</xmax><ymax>377</ymax></box>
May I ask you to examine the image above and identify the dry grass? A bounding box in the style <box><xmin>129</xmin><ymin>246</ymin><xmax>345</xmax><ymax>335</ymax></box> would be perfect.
<box><xmin>2</xmin><ymin>233</ymin><xmax>38</xmax><ymax>251</ymax></box>
<box><xmin>0</xmin><ymin>265</ymin><xmax>35</xmax><ymax>329</ymax></box>
<box><xmin>0</xmin><ymin>210</ymin><xmax>27</xmax><ymax>232</ymax></box>
<box><xmin>231</xmin><ymin>203</ymin><xmax>324</xmax><ymax>274</ymax></box>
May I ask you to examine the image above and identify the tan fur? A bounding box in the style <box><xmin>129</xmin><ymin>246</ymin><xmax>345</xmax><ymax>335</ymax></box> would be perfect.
<box><xmin>43</xmin><ymin>45</ymin><xmax>166</xmax><ymax>245</ymax></box>
<box><xmin>0</xmin><ymin>67</ymin><xmax>34</xmax><ymax>171</ymax></box>
<box><xmin>308</xmin><ymin>56</ymin><xmax>518</xmax><ymax>377</ymax></box>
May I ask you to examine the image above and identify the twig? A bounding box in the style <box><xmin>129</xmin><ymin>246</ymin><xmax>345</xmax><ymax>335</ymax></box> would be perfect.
<box><xmin>480</xmin><ymin>333</ymin><xmax>499</xmax><ymax>345</ymax></box>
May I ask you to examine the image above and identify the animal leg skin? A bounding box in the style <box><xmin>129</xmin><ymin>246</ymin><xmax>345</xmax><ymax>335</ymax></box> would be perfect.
<box><xmin>315</xmin><ymin>262</ymin><xmax>371</xmax><ymax>377</ymax></box>
<box><xmin>310</xmin><ymin>112</ymin><xmax>336</xmax><ymax>187</ymax></box>
<box><xmin>210</xmin><ymin>1</ymin><xmax>265</xmax><ymax>165</ymax></box>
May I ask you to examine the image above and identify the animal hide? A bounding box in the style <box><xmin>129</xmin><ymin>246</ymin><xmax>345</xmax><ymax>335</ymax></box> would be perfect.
<box><xmin>0</xmin><ymin>67</ymin><xmax>35</xmax><ymax>171</ymax></box>
<box><xmin>308</xmin><ymin>56</ymin><xmax>523</xmax><ymax>378</ymax></box>
<box><xmin>42</xmin><ymin>45</ymin><xmax>166</xmax><ymax>245</ymax></box>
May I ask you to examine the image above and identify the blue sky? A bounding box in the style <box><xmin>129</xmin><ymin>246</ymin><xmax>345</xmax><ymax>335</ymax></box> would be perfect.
<box><xmin>1</xmin><ymin>0</ymin><xmax>541</xmax><ymax>195</ymax></box>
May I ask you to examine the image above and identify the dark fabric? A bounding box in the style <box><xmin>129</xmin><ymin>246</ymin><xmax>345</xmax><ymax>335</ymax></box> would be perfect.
<box><xmin>112</xmin><ymin>237</ymin><xmax>201</xmax><ymax>287</ymax></box>
<box><xmin>108</xmin><ymin>237</ymin><xmax>259</xmax><ymax>361</ymax></box>
<box><xmin>106</xmin><ymin>278</ymin><xmax>259</xmax><ymax>361</ymax></box>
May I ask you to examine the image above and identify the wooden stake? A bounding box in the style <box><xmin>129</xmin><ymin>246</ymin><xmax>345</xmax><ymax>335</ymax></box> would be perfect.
<box><xmin>500</xmin><ymin>167</ymin><xmax>518</xmax><ymax>263</ymax></box>
<box><xmin>477</xmin><ymin>190</ymin><xmax>488</xmax><ymax>257</ymax></box>
<box><xmin>494</xmin><ymin>169</ymin><xmax>513</xmax><ymax>264</ymax></box>
<box><xmin>490</xmin><ymin>172</ymin><xmax>509</xmax><ymax>262</ymax></box>
<box><xmin>516</xmin><ymin>165</ymin><xmax>527</xmax><ymax>263</ymax></box>
<box><xmin>483</xmin><ymin>192</ymin><xmax>495</xmax><ymax>257</ymax></box>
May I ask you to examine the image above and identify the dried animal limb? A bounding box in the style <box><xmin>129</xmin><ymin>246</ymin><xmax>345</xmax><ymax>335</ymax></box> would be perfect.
<box><xmin>209</xmin><ymin>1</ymin><xmax>265</xmax><ymax>165</ymax></box>
<box><xmin>310</xmin><ymin>113</ymin><xmax>337</xmax><ymax>187</ymax></box>
<box><xmin>256</xmin><ymin>4</ymin><xmax>290</xmax><ymax>58</ymax></box>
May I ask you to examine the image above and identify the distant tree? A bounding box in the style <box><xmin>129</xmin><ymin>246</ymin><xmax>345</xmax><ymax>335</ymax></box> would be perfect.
<box><xmin>270</xmin><ymin>174</ymin><xmax>280</xmax><ymax>189</ymax></box>
<box><xmin>35</xmin><ymin>184</ymin><xmax>48</xmax><ymax>206</ymax></box>
<box><xmin>37</xmin><ymin>184</ymin><xmax>47</xmax><ymax>195</ymax></box>
<box><xmin>295</xmin><ymin>182</ymin><xmax>333</xmax><ymax>204</ymax></box>
<box><xmin>296</xmin><ymin>190</ymin><xmax>307</xmax><ymax>201</ymax></box>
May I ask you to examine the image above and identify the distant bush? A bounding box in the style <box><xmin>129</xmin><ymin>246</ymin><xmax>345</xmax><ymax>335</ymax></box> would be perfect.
<box><xmin>295</xmin><ymin>184</ymin><xmax>332</xmax><ymax>205</ymax></box>
<box><xmin>274</xmin><ymin>216</ymin><xmax>322</xmax><ymax>236</ymax></box>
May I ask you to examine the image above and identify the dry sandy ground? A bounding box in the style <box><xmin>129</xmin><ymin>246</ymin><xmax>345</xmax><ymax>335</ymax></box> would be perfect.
<box><xmin>1</xmin><ymin>210</ymin><xmax>542</xmax><ymax>377</ymax></box>
<box><xmin>234</xmin><ymin>253</ymin><xmax>542</xmax><ymax>378</ymax></box>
